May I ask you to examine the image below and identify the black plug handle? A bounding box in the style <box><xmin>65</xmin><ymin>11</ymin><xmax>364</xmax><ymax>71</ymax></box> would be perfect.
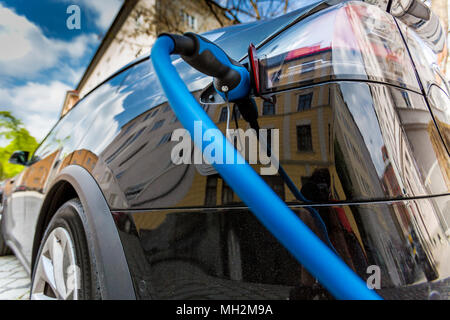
<box><xmin>159</xmin><ymin>32</ymin><xmax>250</xmax><ymax>101</ymax></box>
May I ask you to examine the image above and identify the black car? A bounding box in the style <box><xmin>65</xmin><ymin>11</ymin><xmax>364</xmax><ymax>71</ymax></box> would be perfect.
<box><xmin>0</xmin><ymin>0</ymin><xmax>449</xmax><ymax>300</ymax></box>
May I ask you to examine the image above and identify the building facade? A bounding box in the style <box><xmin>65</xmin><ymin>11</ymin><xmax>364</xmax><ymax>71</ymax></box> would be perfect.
<box><xmin>60</xmin><ymin>0</ymin><xmax>230</xmax><ymax>117</ymax></box>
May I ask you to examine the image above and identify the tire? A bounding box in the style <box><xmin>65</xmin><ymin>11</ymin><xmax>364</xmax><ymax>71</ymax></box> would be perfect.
<box><xmin>30</xmin><ymin>198</ymin><xmax>99</xmax><ymax>300</ymax></box>
<box><xmin>0</xmin><ymin>219</ymin><xmax>12</xmax><ymax>256</ymax></box>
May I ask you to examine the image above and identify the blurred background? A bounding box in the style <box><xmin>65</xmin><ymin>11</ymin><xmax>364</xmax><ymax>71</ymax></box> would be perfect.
<box><xmin>0</xmin><ymin>0</ymin><xmax>448</xmax><ymax>180</ymax></box>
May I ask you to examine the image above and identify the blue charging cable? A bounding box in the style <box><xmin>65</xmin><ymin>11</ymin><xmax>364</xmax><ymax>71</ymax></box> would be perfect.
<box><xmin>151</xmin><ymin>34</ymin><xmax>382</xmax><ymax>300</ymax></box>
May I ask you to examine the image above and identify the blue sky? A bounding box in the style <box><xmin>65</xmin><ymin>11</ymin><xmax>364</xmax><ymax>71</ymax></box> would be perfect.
<box><xmin>0</xmin><ymin>0</ymin><xmax>123</xmax><ymax>146</ymax></box>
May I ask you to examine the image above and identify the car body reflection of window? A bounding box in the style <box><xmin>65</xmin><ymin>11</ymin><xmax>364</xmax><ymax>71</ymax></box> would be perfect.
<box><xmin>231</xmin><ymin>107</ymin><xmax>241</xmax><ymax>120</ymax></box>
<box><xmin>296</xmin><ymin>125</ymin><xmax>313</xmax><ymax>152</ymax></box>
<box><xmin>297</xmin><ymin>93</ymin><xmax>312</xmax><ymax>111</ymax></box>
<box><xmin>218</xmin><ymin>107</ymin><xmax>228</xmax><ymax>122</ymax></box>
<box><xmin>119</xmin><ymin>142</ymin><xmax>148</xmax><ymax>168</ymax></box>
<box><xmin>150</xmin><ymin>109</ymin><xmax>159</xmax><ymax>118</ymax></box>
<box><xmin>263</xmin><ymin>101</ymin><xmax>276</xmax><ymax>115</ymax></box>
<box><xmin>150</xmin><ymin>120</ymin><xmax>165</xmax><ymax>132</ymax></box>
<box><xmin>106</xmin><ymin>126</ymin><xmax>147</xmax><ymax>164</ymax></box>
<box><xmin>156</xmin><ymin>133</ymin><xmax>172</xmax><ymax>148</ymax></box>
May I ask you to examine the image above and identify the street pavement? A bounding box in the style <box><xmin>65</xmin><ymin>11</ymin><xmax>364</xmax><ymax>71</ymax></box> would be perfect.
<box><xmin>0</xmin><ymin>256</ymin><xmax>30</xmax><ymax>300</ymax></box>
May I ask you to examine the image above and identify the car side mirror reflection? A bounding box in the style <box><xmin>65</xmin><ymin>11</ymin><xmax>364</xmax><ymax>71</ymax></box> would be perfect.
<box><xmin>8</xmin><ymin>151</ymin><xmax>30</xmax><ymax>166</ymax></box>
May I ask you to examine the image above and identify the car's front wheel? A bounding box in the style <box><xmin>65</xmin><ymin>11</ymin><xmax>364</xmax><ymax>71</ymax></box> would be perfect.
<box><xmin>30</xmin><ymin>199</ymin><xmax>98</xmax><ymax>300</ymax></box>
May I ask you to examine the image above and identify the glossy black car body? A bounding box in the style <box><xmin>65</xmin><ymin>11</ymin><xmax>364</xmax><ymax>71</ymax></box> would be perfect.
<box><xmin>1</xmin><ymin>0</ymin><xmax>449</xmax><ymax>299</ymax></box>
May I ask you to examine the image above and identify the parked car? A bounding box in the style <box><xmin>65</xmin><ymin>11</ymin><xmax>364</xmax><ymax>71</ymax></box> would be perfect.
<box><xmin>0</xmin><ymin>0</ymin><xmax>449</xmax><ymax>300</ymax></box>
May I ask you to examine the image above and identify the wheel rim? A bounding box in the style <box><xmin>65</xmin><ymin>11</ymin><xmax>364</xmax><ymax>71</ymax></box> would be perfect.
<box><xmin>31</xmin><ymin>227</ymin><xmax>80</xmax><ymax>300</ymax></box>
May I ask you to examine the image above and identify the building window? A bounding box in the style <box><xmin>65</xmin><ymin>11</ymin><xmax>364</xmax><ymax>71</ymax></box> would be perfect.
<box><xmin>221</xmin><ymin>179</ymin><xmax>234</xmax><ymax>205</ymax></box>
<box><xmin>300</xmin><ymin>176</ymin><xmax>310</xmax><ymax>186</ymax></box>
<box><xmin>150</xmin><ymin>109</ymin><xmax>159</xmax><ymax>118</ymax></box>
<box><xmin>262</xmin><ymin>175</ymin><xmax>285</xmax><ymax>200</ymax></box>
<box><xmin>401</xmin><ymin>91</ymin><xmax>412</xmax><ymax>108</ymax></box>
<box><xmin>150</xmin><ymin>119</ymin><xmax>165</xmax><ymax>132</ymax></box>
<box><xmin>231</xmin><ymin>106</ymin><xmax>241</xmax><ymax>120</ymax></box>
<box><xmin>180</xmin><ymin>10</ymin><xmax>197</xmax><ymax>30</ymax></box>
<box><xmin>143</xmin><ymin>112</ymin><xmax>152</xmax><ymax>122</ymax></box>
<box><xmin>189</xmin><ymin>15</ymin><xmax>197</xmax><ymax>29</ymax></box>
<box><xmin>296</xmin><ymin>125</ymin><xmax>313</xmax><ymax>151</ymax></box>
<box><xmin>156</xmin><ymin>132</ymin><xmax>172</xmax><ymax>147</ymax></box>
<box><xmin>116</xmin><ymin>171</ymin><xmax>125</xmax><ymax>179</ymax></box>
<box><xmin>204</xmin><ymin>175</ymin><xmax>218</xmax><ymax>206</ymax></box>
<box><xmin>219</xmin><ymin>107</ymin><xmax>228</xmax><ymax>122</ymax></box>
<box><xmin>297</xmin><ymin>93</ymin><xmax>313</xmax><ymax>112</ymax></box>
<box><xmin>263</xmin><ymin>101</ymin><xmax>276</xmax><ymax>115</ymax></box>
<box><xmin>119</xmin><ymin>123</ymin><xmax>135</xmax><ymax>138</ymax></box>
<box><xmin>128</xmin><ymin>127</ymin><xmax>146</xmax><ymax>145</ymax></box>
<box><xmin>170</xmin><ymin>115</ymin><xmax>178</xmax><ymax>124</ymax></box>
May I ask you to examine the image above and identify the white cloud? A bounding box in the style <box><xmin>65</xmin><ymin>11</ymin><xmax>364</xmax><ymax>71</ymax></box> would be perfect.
<box><xmin>0</xmin><ymin>3</ymin><xmax>103</xmax><ymax>146</ymax></box>
<box><xmin>0</xmin><ymin>1</ymin><xmax>124</xmax><ymax>147</ymax></box>
<box><xmin>84</xmin><ymin>0</ymin><xmax>122</xmax><ymax>30</ymax></box>
<box><xmin>0</xmin><ymin>4</ymin><xmax>97</xmax><ymax>78</ymax></box>
<box><xmin>0</xmin><ymin>81</ymin><xmax>71</xmax><ymax>143</ymax></box>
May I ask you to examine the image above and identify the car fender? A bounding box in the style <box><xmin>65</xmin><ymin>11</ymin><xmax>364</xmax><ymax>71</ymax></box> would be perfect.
<box><xmin>32</xmin><ymin>165</ymin><xmax>136</xmax><ymax>300</ymax></box>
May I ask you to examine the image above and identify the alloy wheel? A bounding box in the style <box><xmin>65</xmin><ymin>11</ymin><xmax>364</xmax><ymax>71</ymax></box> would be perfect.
<box><xmin>31</xmin><ymin>227</ymin><xmax>80</xmax><ymax>300</ymax></box>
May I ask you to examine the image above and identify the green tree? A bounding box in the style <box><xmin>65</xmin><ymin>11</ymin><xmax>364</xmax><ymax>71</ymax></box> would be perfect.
<box><xmin>0</xmin><ymin>111</ymin><xmax>38</xmax><ymax>180</ymax></box>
